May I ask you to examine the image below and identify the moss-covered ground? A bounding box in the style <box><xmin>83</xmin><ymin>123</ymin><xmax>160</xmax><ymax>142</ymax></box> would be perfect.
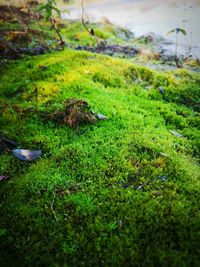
<box><xmin>0</xmin><ymin>47</ymin><xmax>200</xmax><ymax>266</ymax></box>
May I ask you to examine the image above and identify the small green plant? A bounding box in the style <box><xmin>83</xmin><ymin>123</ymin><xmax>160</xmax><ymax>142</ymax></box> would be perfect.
<box><xmin>167</xmin><ymin>27</ymin><xmax>186</xmax><ymax>67</ymax></box>
<box><xmin>36</xmin><ymin>0</ymin><xmax>65</xmax><ymax>46</ymax></box>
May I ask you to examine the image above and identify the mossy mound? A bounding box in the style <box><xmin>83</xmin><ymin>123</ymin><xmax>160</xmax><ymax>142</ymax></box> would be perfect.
<box><xmin>0</xmin><ymin>49</ymin><xmax>200</xmax><ymax>267</ymax></box>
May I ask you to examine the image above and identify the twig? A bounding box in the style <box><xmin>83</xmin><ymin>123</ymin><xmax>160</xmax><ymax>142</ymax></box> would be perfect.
<box><xmin>50</xmin><ymin>18</ymin><xmax>65</xmax><ymax>46</ymax></box>
<box><xmin>0</xmin><ymin>34</ymin><xmax>19</xmax><ymax>53</ymax></box>
<box><xmin>192</xmin><ymin>51</ymin><xmax>200</xmax><ymax>66</ymax></box>
<box><xmin>7</xmin><ymin>2</ymin><xmax>29</xmax><ymax>33</ymax></box>
<box><xmin>136</xmin><ymin>181</ymin><xmax>150</xmax><ymax>190</ymax></box>
<box><xmin>81</xmin><ymin>0</ymin><xmax>94</xmax><ymax>36</ymax></box>
<box><xmin>51</xmin><ymin>192</ymin><xmax>58</xmax><ymax>222</ymax></box>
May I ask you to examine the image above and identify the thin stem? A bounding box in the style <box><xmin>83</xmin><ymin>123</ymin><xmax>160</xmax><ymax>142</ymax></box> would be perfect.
<box><xmin>51</xmin><ymin>192</ymin><xmax>58</xmax><ymax>222</ymax></box>
<box><xmin>50</xmin><ymin>19</ymin><xmax>64</xmax><ymax>45</ymax></box>
<box><xmin>175</xmin><ymin>32</ymin><xmax>178</xmax><ymax>58</ymax></box>
<box><xmin>188</xmin><ymin>31</ymin><xmax>192</xmax><ymax>54</ymax></box>
<box><xmin>8</xmin><ymin>1</ymin><xmax>29</xmax><ymax>33</ymax></box>
<box><xmin>0</xmin><ymin>34</ymin><xmax>18</xmax><ymax>52</ymax></box>
<box><xmin>81</xmin><ymin>0</ymin><xmax>94</xmax><ymax>36</ymax></box>
<box><xmin>81</xmin><ymin>0</ymin><xmax>90</xmax><ymax>33</ymax></box>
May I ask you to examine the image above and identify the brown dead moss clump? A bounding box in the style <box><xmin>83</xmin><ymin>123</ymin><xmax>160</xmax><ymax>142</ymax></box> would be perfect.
<box><xmin>51</xmin><ymin>99</ymin><xmax>97</xmax><ymax>128</ymax></box>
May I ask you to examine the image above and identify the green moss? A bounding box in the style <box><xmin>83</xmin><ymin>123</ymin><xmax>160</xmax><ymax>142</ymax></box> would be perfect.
<box><xmin>0</xmin><ymin>49</ymin><xmax>200</xmax><ymax>267</ymax></box>
<box><xmin>0</xmin><ymin>20</ymin><xmax>21</xmax><ymax>31</ymax></box>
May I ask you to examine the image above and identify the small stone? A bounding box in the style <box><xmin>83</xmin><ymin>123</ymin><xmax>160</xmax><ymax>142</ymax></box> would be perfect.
<box><xmin>159</xmin><ymin>175</ymin><xmax>167</xmax><ymax>182</ymax></box>
<box><xmin>159</xmin><ymin>87</ymin><xmax>165</xmax><ymax>94</ymax></box>
<box><xmin>118</xmin><ymin>220</ymin><xmax>123</xmax><ymax>228</ymax></box>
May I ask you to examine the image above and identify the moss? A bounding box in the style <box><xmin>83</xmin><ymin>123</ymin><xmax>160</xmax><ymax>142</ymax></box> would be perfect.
<box><xmin>0</xmin><ymin>49</ymin><xmax>200</xmax><ymax>267</ymax></box>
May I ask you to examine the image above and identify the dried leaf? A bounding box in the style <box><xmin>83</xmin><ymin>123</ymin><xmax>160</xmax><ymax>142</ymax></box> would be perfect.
<box><xmin>12</xmin><ymin>149</ymin><xmax>42</xmax><ymax>161</ymax></box>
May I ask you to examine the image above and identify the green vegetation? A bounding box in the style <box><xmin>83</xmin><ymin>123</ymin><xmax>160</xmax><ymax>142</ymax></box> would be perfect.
<box><xmin>61</xmin><ymin>22</ymin><xmax>129</xmax><ymax>45</ymax></box>
<box><xmin>0</xmin><ymin>48</ymin><xmax>200</xmax><ymax>266</ymax></box>
<box><xmin>35</xmin><ymin>0</ymin><xmax>64</xmax><ymax>45</ymax></box>
<box><xmin>0</xmin><ymin>16</ymin><xmax>135</xmax><ymax>57</ymax></box>
<box><xmin>166</xmin><ymin>28</ymin><xmax>187</xmax><ymax>67</ymax></box>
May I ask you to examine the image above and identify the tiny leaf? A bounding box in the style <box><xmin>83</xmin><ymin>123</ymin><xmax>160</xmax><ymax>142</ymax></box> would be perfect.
<box><xmin>35</xmin><ymin>3</ymin><xmax>46</xmax><ymax>12</ymax></box>
<box><xmin>166</xmin><ymin>29</ymin><xmax>175</xmax><ymax>35</ymax></box>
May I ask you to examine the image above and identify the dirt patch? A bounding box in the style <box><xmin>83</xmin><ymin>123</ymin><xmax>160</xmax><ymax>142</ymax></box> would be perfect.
<box><xmin>75</xmin><ymin>43</ymin><xmax>138</xmax><ymax>58</ymax></box>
